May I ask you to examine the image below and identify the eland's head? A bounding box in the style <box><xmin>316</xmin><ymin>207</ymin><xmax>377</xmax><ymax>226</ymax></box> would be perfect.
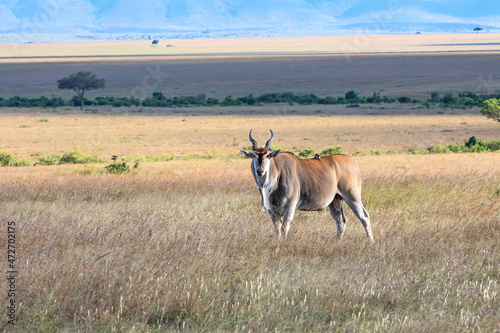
<box><xmin>240</xmin><ymin>129</ymin><xmax>281</xmax><ymax>177</ymax></box>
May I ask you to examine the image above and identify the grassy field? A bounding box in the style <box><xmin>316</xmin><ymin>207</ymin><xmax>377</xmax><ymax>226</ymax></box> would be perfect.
<box><xmin>1</xmin><ymin>110</ymin><xmax>499</xmax><ymax>332</ymax></box>
<box><xmin>0</xmin><ymin>110</ymin><xmax>498</xmax><ymax>160</ymax></box>
<box><xmin>1</xmin><ymin>34</ymin><xmax>499</xmax><ymax>331</ymax></box>
<box><xmin>1</xmin><ymin>152</ymin><xmax>499</xmax><ymax>332</ymax></box>
<box><xmin>3</xmin><ymin>33</ymin><xmax>500</xmax><ymax>59</ymax></box>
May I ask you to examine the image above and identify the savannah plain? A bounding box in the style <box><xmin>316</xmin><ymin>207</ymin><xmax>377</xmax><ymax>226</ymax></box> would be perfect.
<box><xmin>1</xmin><ymin>34</ymin><xmax>499</xmax><ymax>332</ymax></box>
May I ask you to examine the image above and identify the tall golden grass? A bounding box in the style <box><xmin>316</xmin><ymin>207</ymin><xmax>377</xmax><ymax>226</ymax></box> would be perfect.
<box><xmin>1</xmin><ymin>112</ymin><xmax>498</xmax><ymax>160</ymax></box>
<box><xmin>1</xmin><ymin>151</ymin><xmax>499</xmax><ymax>331</ymax></box>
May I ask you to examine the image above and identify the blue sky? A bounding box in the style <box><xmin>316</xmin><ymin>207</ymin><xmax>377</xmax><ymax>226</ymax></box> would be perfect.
<box><xmin>1</xmin><ymin>0</ymin><xmax>499</xmax><ymax>34</ymax></box>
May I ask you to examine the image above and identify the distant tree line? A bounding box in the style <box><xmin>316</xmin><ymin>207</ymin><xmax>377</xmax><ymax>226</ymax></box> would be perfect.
<box><xmin>1</xmin><ymin>91</ymin><xmax>500</xmax><ymax>109</ymax></box>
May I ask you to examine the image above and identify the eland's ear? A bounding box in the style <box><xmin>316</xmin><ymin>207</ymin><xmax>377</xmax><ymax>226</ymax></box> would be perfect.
<box><xmin>240</xmin><ymin>150</ymin><xmax>254</xmax><ymax>158</ymax></box>
<box><xmin>268</xmin><ymin>149</ymin><xmax>281</xmax><ymax>158</ymax></box>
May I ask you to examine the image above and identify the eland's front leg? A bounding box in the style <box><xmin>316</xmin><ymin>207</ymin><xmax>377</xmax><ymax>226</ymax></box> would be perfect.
<box><xmin>267</xmin><ymin>210</ymin><xmax>283</xmax><ymax>240</ymax></box>
<box><xmin>281</xmin><ymin>209</ymin><xmax>295</xmax><ymax>240</ymax></box>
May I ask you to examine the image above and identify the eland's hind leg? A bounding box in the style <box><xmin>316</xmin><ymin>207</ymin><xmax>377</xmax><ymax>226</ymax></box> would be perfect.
<box><xmin>329</xmin><ymin>194</ymin><xmax>347</xmax><ymax>239</ymax></box>
<box><xmin>344</xmin><ymin>195</ymin><xmax>374</xmax><ymax>242</ymax></box>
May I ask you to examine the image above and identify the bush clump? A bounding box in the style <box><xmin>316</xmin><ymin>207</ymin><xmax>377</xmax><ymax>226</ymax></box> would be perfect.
<box><xmin>105</xmin><ymin>156</ymin><xmax>139</xmax><ymax>174</ymax></box>
<box><xmin>36</xmin><ymin>150</ymin><xmax>104</xmax><ymax>165</ymax></box>
<box><xmin>427</xmin><ymin>136</ymin><xmax>496</xmax><ymax>154</ymax></box>
<box><xmin>0</xmin><ymin>152</ymin><xmax>32</xmax><ymax>166</ymax></box>
<box><xmin>320</xmin><ymin>146</ymin><xmax>344</xmax><ymax>155</ymax></box>
<box><xmin>485</xmin><ymin>139</ymin><xmax>500</xmax><ymax>151</ymax></box>
<box><xmin>37</xmin><ymin>153</ymin><xmax>61</xmax><ymax>166</ymax></box>
<box><xmin>297</xmin><ymin>147</ymin><xmax>316</xmax><ymax>158</ymax></box>
<box><xmin>60</xmin><ymin>149</ymin><xmax>104</xmax><ymax>164</ymax></box>
<box><xmin>2</xmin><ymin>90</ymin><xmax>499</xmax><ymax>110</ymax></box>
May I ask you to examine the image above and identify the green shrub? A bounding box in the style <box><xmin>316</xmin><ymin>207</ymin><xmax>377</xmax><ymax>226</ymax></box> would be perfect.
<box><xmin>345</xmin><ymin>91</ymin><xmax>358</xmax><ymax>102</ymax></box>
<box><xmin>430</xmin><ymin>92</ymin><xmax>440</xmax><ymax>103</ymax></box>
<box><xmin>320</xmin><ymin>146</ymin><xmax>344</xmax><ymax>155</ymax></box>
<box><xmin>183</xmin><ymin>150</ymin><xmax>218</xmax><ymax>161</ymax></box>
<box><xmin>371</xmin><ymin>148</ymin><xmax>382</xmax><ymax>156</ymax></box>
<box><xmin>464</xmin><ymin>136</ymin><xmax>487</xmax><ymax>152</ymax></box>
<box><xmin>37</xmin><ymin>154</ymin><xmax>61</xmax><ymax>165</ymax></box>
<box><xmin>0</xmin><ymin>152</ymin><xmax>32</xmax><ymax>166</ymax></box>
<box><xmin>298</xmin><ymin>147</ymin><xmax>316</xmax><ymax>158</ymax></box>
<box><xmin>424</xmin><ymin>136</ymin><xmax>499</xmax><ymax>154</ymax></box>
<box><xmin>60</xmin><ymin>149</ymin><xmax>104</xmax><ymax>164</ymax></box>
<box><xmin>269</xmin><ymin>144</ymin><xmax>283</xmax><ymax>151</ymax></box>
<box><xmin>10</xmin><ymin>157</ymin><xmax>31</xmax><ymax>167</ymax></box>
<box><xmin>105</xmin><ymin>156</ymin><xmax>139</xmax><ymax>174</ymax></box>
<box><xmin>485</xmin><ymin>139</ymin><xmax>500</xmax><ymax>151</ymax></box>
<box><xmin>443</xmin><ymin>93</ymin><xmax>455</xmax><ymax>104</ymax></box>
<box><xmin>465</xmin><ymin>136</ymin><xmax>478</xmax><ymax>148</ymax></box>
<box><xmin>69</xmin><ymin>96</ymin><xmax>93</xmax><ymax>107</ymax></box>
<box><xmin>466</xmin><ymin>144</ymin><xmax>487</xmax><ymax>153</ymax></box>
<box><xmin>366</xmin><ymin>92</ymin><xmax>381</xmax><ymax>103</ymax></box>
<box><xmin>220</xmin><ymin>96</ymin><xmax>243</xmax><ymax>106</ymax></box>
<box><xmin>147</xmin><ymin>153</ymin><xmax>175</xmax><ymax>162</ymax></box>
<box><xmin>446</xmin><ymin>143</ymin><xmax>463</xmax><ymax>153</ymax></box>
<box><xmin>0</xmin><ymin>152</ymin><xmax>13</xmax><ymax>166</ymax></box>
<box><xmin>408</xmin><ymin>149</ymin><xmax>426</xmax><ymax>155</ymax></box>
<box><xmin>427</xmin><ymin>144</ymin><xmax>451</xmax><ymax>154</ymax></box>
<box><xmin>397</xmin><ymin>96</ymin><xmax>412</xmax><ymax>103</ymax></box>
<box><xmin>387</xmin><ymin>150</ymin><xmax>405</xmax><ymax>155</ymax></box>
<box><xmin>353</xmin><ymin>150</ymin><xmax>365</xmax><ymax>156</ymax></box>
<box><xmin>481</xmin><ymin>98</ymin><xmax>500</xmax><ymax>123</ymax></box>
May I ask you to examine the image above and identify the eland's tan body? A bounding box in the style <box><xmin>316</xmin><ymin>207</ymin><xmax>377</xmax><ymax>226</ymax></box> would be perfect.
<box><xmin>241</xmin><ymin>130</ymin><xmax>374</xmax><ymax>242</ymax></box>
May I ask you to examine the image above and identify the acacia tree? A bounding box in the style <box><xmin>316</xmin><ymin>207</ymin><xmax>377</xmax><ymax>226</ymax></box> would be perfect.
<box><xmin>481</xmin><ymin>98</ymin><xmax>500</xmax><ymax>123</ymax></box>
<box><xmin>57</xmin><ymin>72</ymin><xmax>105</xmax><ymax>109</ymax></box>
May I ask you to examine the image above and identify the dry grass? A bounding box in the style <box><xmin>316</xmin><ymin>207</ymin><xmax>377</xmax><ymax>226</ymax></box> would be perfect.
<box><xmin>1</xmin><ymin>112</ymin><xmax>498</xmax><ymax>160</ymax></box>
<box><xmin>3</xmin><ymin>33</ymin><xmax>500</xmax><ymax>60</ymax></box>
<box><xmin>1</xmin><ymin>151</ymin><xmax>499</xmax><ymax>332</ymax></box>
